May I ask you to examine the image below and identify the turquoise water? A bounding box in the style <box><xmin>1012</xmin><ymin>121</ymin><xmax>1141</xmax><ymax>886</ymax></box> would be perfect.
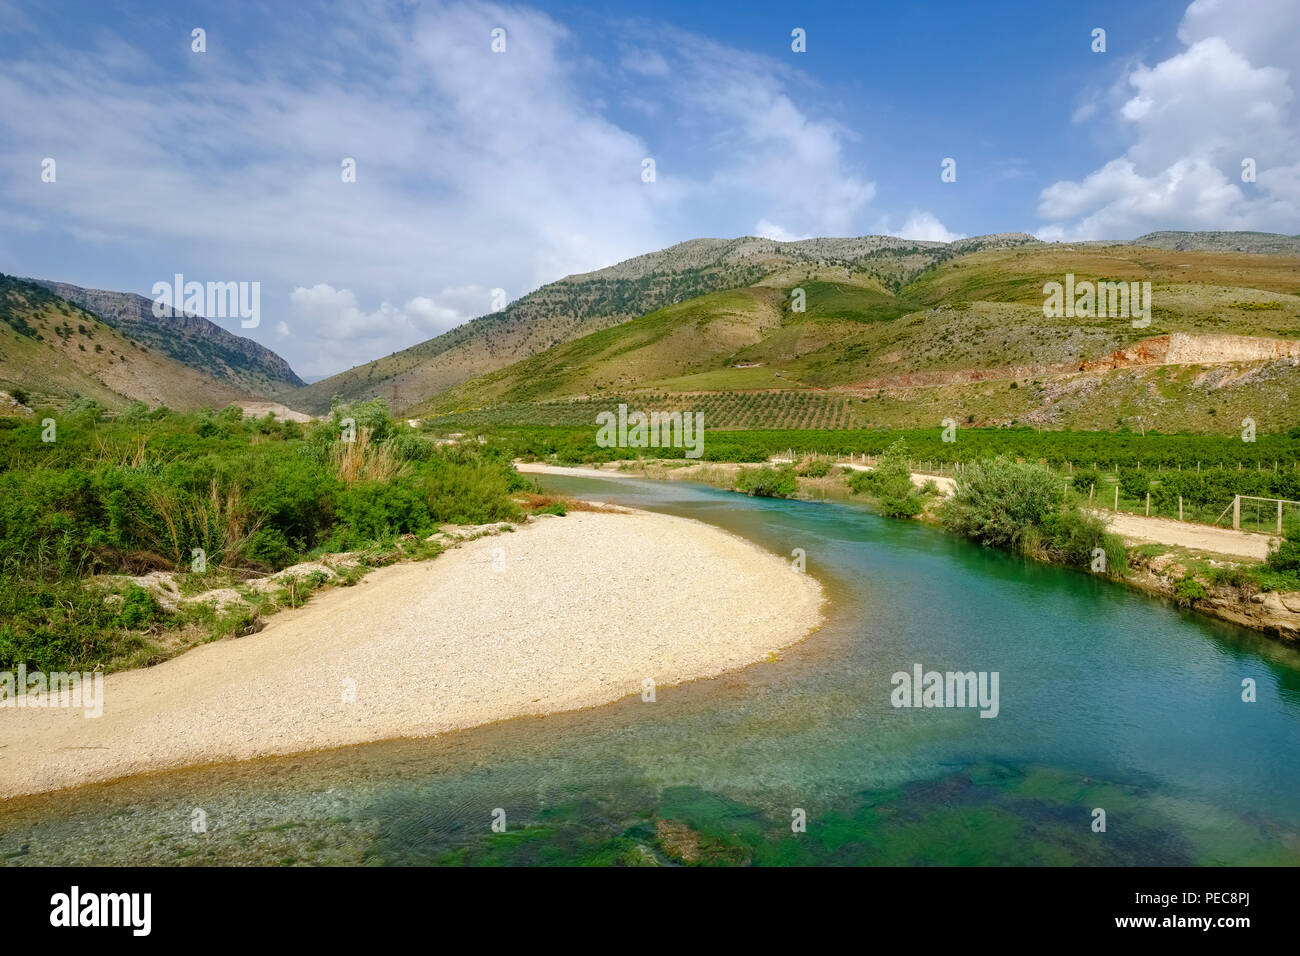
<box><xmin>3</xmin><ymin>475</ymin><xmax>1299</xmax><ymax>865</ymax></box>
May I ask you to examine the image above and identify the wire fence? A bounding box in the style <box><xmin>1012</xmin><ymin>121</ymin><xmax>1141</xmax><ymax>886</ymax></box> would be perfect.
<box><xmin>803</xmin><ymin>452</ymin><xmax>1298</xmax><ymax>536</ymax></box>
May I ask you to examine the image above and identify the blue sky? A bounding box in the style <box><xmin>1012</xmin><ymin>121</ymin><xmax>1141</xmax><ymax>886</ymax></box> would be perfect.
<box><xmin>1</xmin><ymin>0</ymin><xmax>1297</xmax><ymax>377</ymax></box>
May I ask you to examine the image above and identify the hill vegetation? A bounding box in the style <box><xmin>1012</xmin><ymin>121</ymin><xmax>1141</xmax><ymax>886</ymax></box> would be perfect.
<box><xmin>0</xmin><ymin>399</ymin><xmax>529</xmax><ymax>672</ymax></box>
<box><xmin>291</xmin><ymin>233</ymin><xmax>1041</xmax><ymax>413</ymax></box>
<box><xmin>0</xmin><ymin>275</ymin><xmax>259</xmax><ymax>412</ymax></box>
<box><xmin>33</xmin><ymin>279</ymin><xmax>304</xmax><ymax>394</ymax></box>
<box><xmin>416</xmin><ymin>239</ymin><xmax>1300</xmax><ymax>434</ymax></box>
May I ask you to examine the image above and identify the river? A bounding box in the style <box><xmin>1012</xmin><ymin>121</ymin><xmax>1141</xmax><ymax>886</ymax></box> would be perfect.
<box><xmin>2</xmin><ymin>474</ymin><xmax>1298</xmax><ymax>865</ymax></box>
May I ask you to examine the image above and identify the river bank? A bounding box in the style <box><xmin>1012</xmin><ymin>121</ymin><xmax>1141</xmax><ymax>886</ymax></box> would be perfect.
<box><xmin>518</xmin><ymin>460</ymin><xmax>1300</xmax><ymax>643</ymax></box>
<box><xmin>0</xmin><ymin>506</ymin><xmax>823</xmax><ymax>798</ymax></box>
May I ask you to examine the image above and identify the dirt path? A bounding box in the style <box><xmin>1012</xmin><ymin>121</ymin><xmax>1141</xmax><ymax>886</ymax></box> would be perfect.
<box><xmin>1101</xmin><ymin>512</ymin><xmax>1276</xmax><ymax>560</ymax></box>
<box><xmin>0</xmin><ymin>508</ymin><xmax>823</xmax><ymax>798</ymax></box>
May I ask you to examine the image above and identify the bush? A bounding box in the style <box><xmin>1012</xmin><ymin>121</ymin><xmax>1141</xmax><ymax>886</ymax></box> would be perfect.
<box><xmin>1118</xmin><ymin>469</ymin><xmax>1151</xmax><ymax>498</ymax></box>
<box><xmin>423</xmin><ymin>456</ymin><xmax>523</xmax><ymax>524</ymax></box>
<box><xmin>847</xmin><ymin>439</ymin><xmax>923</xmax><ymax>518</ymax></box>
<box><xmin>388</xmin><ymin>429</ymin><xmax>434</xmax><ymax>462</ymax></box>
<box><xmin>118</xmin><ymin>584</ymin><xmax>160</xmax><ymax>629</ymax></box>
<box><xmin>331</xmin><ymin>396</ymin><xmax>394</xmax><ymax>442</ymax></box>
<box><xmin>333</xmin><ymin>480</ymin><xmax>434</xmax><ymax>546</ymax></box>
<box><xmin>1265</xmin><ymin>535</ymin><xmax>1300</xmax><ymax>573</ymax></box>
<box><xmin>245</xmin><ymin>527</ymin><xmax>296</xmax><ymax>568</ymax></box>
<box><xmin>1207</xmin><ymin>565</ymin><xmax>1252</xmax><ymax>588</ymax></box>
<box><xmin>0</xmin><ymin>402</ymin><xmax>533</xmax><ymax>670</ymax></box>
<box><xmin>1041</xmin><ymin>506</ymin><xmax>1126</xmax><ymax>573</ymax></box>
<box><xmin>798</xmin><ymin>458</ymin><xmax>832</xmax><ymax>478</ymax></box>
<box><xmin>940</xmin><ymin>457</ymin><xmax>1065</xmax><ymax>551</ymax></box>
<box><xmin>1173</xmin><ymin>575</ymin><xmax>1208</xmax><ymax>604</ymax></box>
<box><xmin>734</xmin><ymin>465</ymin><xmax>798</xmax><ymax>498</ymax></box>
<box><xmin>941</xmin><ymin>457</ymin><xmax>1126</xmax><ymax>572</ymax></box>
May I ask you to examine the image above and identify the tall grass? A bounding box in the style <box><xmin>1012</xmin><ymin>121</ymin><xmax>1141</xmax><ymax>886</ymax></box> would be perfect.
<box><xmin>329</xmin><ymin>425</ymin><xmax>408</xmax><ymax>484</ymax></box>
<box><xmin>0</xmin><ymin>401</ymin><xmax>528</xmax><ymax>671</ymax></box>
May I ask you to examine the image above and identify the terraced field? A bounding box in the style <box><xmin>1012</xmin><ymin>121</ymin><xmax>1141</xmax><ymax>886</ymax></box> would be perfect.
<box><xmin>429</xmin><ymin>390</ymin><xmax>859</xmax><ymax>430</ymax></box>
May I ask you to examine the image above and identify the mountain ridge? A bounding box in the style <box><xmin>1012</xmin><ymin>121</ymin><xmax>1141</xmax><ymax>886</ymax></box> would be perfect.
<box><xmin>30</xmin><ymin>279</ymin><xmax>304</xmax><ymax>395</ymax></box>
<box><xmin>292</xmin><ymin>231</ymin><xmax>1044</xmax><ymax>413</ymax></box>
<box><xmin>0</xmin><ymin>275</ymin><xmax>261</xmax><ymax>412</ymax></box>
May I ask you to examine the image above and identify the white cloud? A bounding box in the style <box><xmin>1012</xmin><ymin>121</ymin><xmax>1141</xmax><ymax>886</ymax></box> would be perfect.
<box><xmin>754</xmin><ymin>219</ymin><xmax>813</xmax><ymax>242</ymax></box>
<box><xmin>1037</xmin><ymin>2</ymin><xmax>1299</xmax><ymax>240</ymax></box>
<box><xmin>888</xmin><ymin>211</ymin><xmax>966</xmax><ymax>243</ymax></box>
<box><xmin>1071</xmin><ymin>100</ymin><xmax>1100</xmax><ymax>124</ymax></box>
<box><xmin>287</xmin><ymin>283</ymin><xmax>496</xmax><ymax>376</ymax></box>
<box><xmin>0</xmin><ymin>1</ymin><xmax>890</xmax><ymax>377</ymax></box>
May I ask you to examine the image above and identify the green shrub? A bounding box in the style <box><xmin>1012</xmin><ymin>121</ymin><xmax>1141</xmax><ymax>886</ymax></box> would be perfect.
<box><xmin>1041</xmin><ymin>506</ymin><xmax>1126</xmax><ymax>572</ymax></box>
<box><xmin>388</xmin><ymin>429</ymin><xmax>434</xmax><ymax>462</ymax></box>
<box><xmin>1173</xmin><ymin>575</ymin><xmax>1208</xmax><ymax>604</ymax></box>
<box><xmin>798</xmin><ymin>458</ymin><xmax>832</xmax><ymax>478</ymax></box>
<box><xmin>940</xmin><ymin>457</ymin><xmax>1126</xmax><ymax>572</ymax></box>
<box><xmin>1207</xmin><ymin>565</ymin><xmax>1251</xmax><ymax>588</ymax></box>
<box><xmin>118</xmin><ymin>584</ymin><xmax>160</xmax><ymax>629</ymax></box>
<box><xmin>333</xmin><ymin>480</ymin><xmax>434</xmax><ymax>546</ymax></box>
<box><xmin>331</xmin><ymin>396</ymin><xmax>394</xmax><ymax>442</ymax></box>
<box><xmin>940</xmin><ymin>457</ymin><xmax>1065</xmax><ymax>551</ymax></box>
<box><xmin>1265</xmin><ymin>535</ymin><xmax>1300</xmax><ymax>573</ymax></box>
<box><xmin>1118</xmin><ymin>469</ymin><xmax>1150</xmax><ymax>498</ymax></box>
<box><xmin>0</xmin><ymin>402</ymin><xmax>532</xmax><ymax>670</ymax></box>
<box><xmin>734</xmin><ymin>465</ymin><xmax>798</xmax><ymax>498</ymax></box>
<box><xmin>847</xmin><ymin>439</ymin><xmax>923</xmax><ymax>518</ymax></box>
<box><xmin>423</xmin><ymin>457</ymin><xmax>523</xmax><ymax>524</ymax></box>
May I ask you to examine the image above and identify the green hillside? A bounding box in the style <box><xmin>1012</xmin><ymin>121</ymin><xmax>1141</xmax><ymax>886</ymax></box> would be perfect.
<box><xmin>417</xmin><ymin>242</ymin><xmax>1300</xmax><ymax>434</ymax></box>
<box><xmin>292</xmin><ymin>233</ymin><xmax>1040</xmax><ymax>413</ymax></box>
<box><xmin>0</xmin><ymin>276</ymin><xmax>255</xmax><ymax>413</ymax></box>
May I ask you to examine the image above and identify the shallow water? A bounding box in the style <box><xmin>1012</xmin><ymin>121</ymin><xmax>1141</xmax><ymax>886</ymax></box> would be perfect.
<box><xmin>3</xmin><ymin>476</ymin><xmax>1299</xmax><ymax>866</ymax></box>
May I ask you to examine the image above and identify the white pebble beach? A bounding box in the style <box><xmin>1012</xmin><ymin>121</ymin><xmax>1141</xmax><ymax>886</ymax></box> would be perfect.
<box><xmin>0</xmin><ymin>506</ymin><xmax>823</xmax><ymax>798</ymax></box>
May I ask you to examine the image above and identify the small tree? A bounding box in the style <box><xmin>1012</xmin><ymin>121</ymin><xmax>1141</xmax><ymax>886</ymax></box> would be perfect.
<box><xmin>848</xmin><ymin>439</ymin><xmax>923</xmax><ymax>517</ymax></box>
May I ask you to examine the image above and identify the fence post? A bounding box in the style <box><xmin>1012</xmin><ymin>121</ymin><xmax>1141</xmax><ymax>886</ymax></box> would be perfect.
<box><xmin>1114</xmin><ymin>486</ymin><xmax>1119</xmax><ymax>511</ymax></box>
<box><xmin>1089</xmin><ymin>483</ymin><xmax>1095</xmax><ymax>503</ymax></box>
<box><xmin>1179</xmin><ymin>496</ymin><xmax>1183</xmax><ymax>521</ymax></box>
<box><xmin>1233</xmin><ymin>496</ymin><xmax>1241</xmax><ymax>531</ymax></box>
<box><xmin>1279</xmin><ymin>499</ymin><xmax>1284</xmax><ymax>535</ymax></box>
<box><xmin>1146</xmin><ymin>492</ymin><xmax>1150</xmax><ymax>516</ymax></box>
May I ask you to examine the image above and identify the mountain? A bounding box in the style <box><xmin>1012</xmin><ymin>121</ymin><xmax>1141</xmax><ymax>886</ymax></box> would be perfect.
<box><xmin>292</xmin><ymin>232</ymin><xmax>1042</xmax><ymax>413</ymax></box>
<box><xmin>0</xmin><ymin>275</ymin><xmax>260</xmax><ymax>412</ymax></box>
<box><xmin>1124</xmin><ymin>231</ymin><xmax>1300</xmax><ymax>255</ymax></box>
<box><xmin>416</xmin><ymin>240</ymin><xmax>1300</xmax><ymax>435</ymax></box>
<box><xmin>31</xmin><ymin>279</ymin><xmax>304</xmax><ymax>394</ymax></box>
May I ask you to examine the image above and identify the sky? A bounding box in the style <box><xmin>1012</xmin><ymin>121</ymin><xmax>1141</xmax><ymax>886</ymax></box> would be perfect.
<box><xmin>1</xmin><ymin>0</ymin><xmax>1297</xmax><ymax>379</ymax></box>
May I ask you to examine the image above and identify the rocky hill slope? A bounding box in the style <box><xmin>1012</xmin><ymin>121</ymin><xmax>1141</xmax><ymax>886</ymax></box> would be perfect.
<box><xmin>291</xmin><ymin>233</ymin><xmax>1042</xmax><ymax>413</ymax></box>
<box><xmin>32</xmin><ymin>279</ymin><xmax>303</xmax><ymax>394</ymax></box>
<box><xmin>0</xmin><ymin>276</ymin><xmax>258</xmax><ymax>412</ymax></box>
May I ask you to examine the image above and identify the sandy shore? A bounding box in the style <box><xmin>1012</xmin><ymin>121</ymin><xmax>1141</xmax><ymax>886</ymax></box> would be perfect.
<box><xmin>0</xmin><ymin>508</ymin><xmax>822</xmax><ymax>798</ymax></box>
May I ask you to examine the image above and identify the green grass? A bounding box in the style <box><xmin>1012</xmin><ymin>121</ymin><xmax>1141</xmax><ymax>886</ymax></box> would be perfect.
<box><xmin>0</xmin><ymin>399</ymin><xmax>530</xmax><ymax>672</ymax></box>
